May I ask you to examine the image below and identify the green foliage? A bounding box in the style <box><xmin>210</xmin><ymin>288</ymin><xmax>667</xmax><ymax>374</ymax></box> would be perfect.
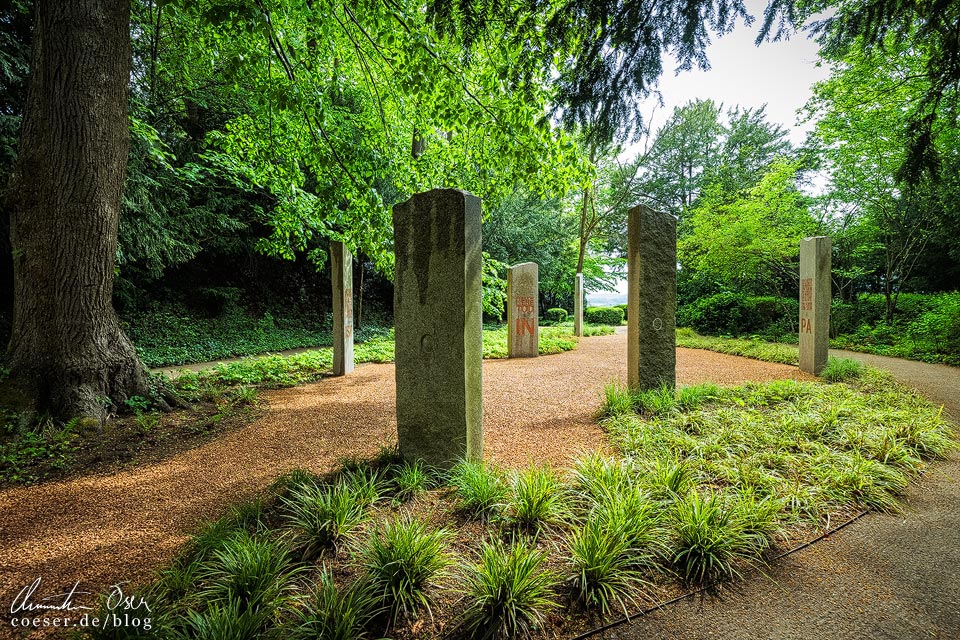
<box><xmin>281</xmin><ymin>482</ymin><xmax>368</xmax><ymax>557</ymax></box>
<box><xmin>197</xmin><ymin>531</ymin><xmax>298</xmax><ymax>613</ymax></box>
<box><xmin>669</xmin><ymin>491</ymin><xmax>757</xmax><ymax>585</ymax></box>
<box><xmin>565</xmin><ymin>510</ymin><xmax>646</xmax><ymax>615</ymax></box>
<box><xmin>482</xmin><ymin>253</ymin><xmax>509</xmax><ymax>322</ymax></box>
<box><xmin>821</xmin><ymin>358</ymin><xmax>863</xmax><ymax>383</ymax></box>
<box><xmin>545</xmin><ymin>308</ymin><xmax>568</xmax><ymax>324</ymax></box>
<box><xmin>360</xmin><ymin>516</ymin><xmax>451</xmax><ymax>624</ymax></box>
<box><xmin>390</xmin><ymin>459</ymin><xmax>432</xmax><ymax>503</ymax></box>
<box><xmin>507</xmin><ymin>465</ymin><xmax>567</xmax><ymax>530</ymax></box>
<box><xmin>128</xmin><ymin>305</ymin><xmax>392</xmax><ymax>368</ymax></box>
<box><xmin>0</xmin><ymin>416</ymin><xmax>80</xmax><ymax>485</ymax></box>
<box><xmin>459</xmin><ymin>537</ymin><xmax>559</xmax><ymax>640</ymax></box>
<box><xmin>481</xmin><ymin>325</ymin><xmax>578</xmax><ymax>359</ymax></box>
<box><xmin>603</xmin><ymin>370</ymin><xmax>954</xmax><ymax>541</ymax></box>
<box><xmin>286</xmin><ymin>569</ymin><xmax>380</xmax><ymax>640</ymax></box>
<box><xmin>675</xmin><ymin>328</ymin><xmax>799</xmax><ymax>365</ymax></box>
<box><xmin>449</xmin><ymin>460</ymin><xmax>507</xmax><ymax>519</ymax></box>
<box><xmin>583</xmin><ymin>306</ymin><xmax>624</xmax><ymax>325</ymax></box>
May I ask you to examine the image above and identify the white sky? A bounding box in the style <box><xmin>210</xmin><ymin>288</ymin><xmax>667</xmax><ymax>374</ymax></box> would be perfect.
<box><xmin>638</xmin><ymin>1</ymin><xmax>830</xmax><ymax>148</ymax></box>
<box><xmin>590</xmin><ymin>2</ymin><xmax>829</xmax><ymax>306</ymax></box>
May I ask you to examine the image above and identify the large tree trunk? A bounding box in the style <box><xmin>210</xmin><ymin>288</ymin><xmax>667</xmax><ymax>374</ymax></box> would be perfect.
<box><xmin>5</xmin><ymin>0</ymin><xmax>148</xmax><ymax>423</ymax></box>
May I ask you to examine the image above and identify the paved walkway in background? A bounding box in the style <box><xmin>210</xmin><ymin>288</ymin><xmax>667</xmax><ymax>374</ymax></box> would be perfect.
<box><xmin>609</xmin><ymin>349</ymin><xmax>960</xmax><ymax>640</ymax></box>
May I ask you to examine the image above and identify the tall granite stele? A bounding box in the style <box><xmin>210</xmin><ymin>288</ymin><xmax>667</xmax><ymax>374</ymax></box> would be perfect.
<box><xmin>507</xmin><ymin>262</ymin><xmax>538</xmax><ymax>358</ymax></box>
<box><xmin>393</xmin><ymin>189</ymin><xmax>483</xmax><ymax>469</ymax></box>
<box><xmin>574</xmin><ymin>272</ymin><xmax>584</xmax><ymax>337</ymax></box>
<box><xmin>799</xmin><ymin>236</ymin><xmax>832</xmax><ymax>375</ymax></box>
<box><xmin>330</xmin><ymin>241</ymin><xmax>354</xmax><ymax>376</ymax></box>
<box><xmin>627</xmin><ymin>204</ymin><xmax>677</xmax><ymax>390</ymax></box>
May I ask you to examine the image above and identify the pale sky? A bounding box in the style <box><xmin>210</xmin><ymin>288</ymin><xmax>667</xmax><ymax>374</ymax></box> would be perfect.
<box><xmin>639</xmin><ymin>0</ymin><xmax>829</xmax><ymax>148</ymax></box>
<box><xmin>591</xmin><ymin>2</ymin><xmax>829</xmax><ymax>306</ymax></box>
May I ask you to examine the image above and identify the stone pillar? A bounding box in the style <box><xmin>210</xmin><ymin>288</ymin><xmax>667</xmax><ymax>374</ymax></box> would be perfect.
<box><xmin>799</xmin><ymin>236</ymin><xmax>832</xmax><ymax>375</ymax></box>
<box><xmin>574</xmin><ymin>272</ymin><xmax>584</xmax><ymax>337</ymax></box>
<box><xmin>627</xmin><ymin>205</ymin><xmax>676</xmax><ymax>390</ymax></box>
<box><xmin>331</xmin><ymin>241</ymin><xmax>354</xmax><ymax>376</ymax></box>
<box><xmin>393</xmin><ymin>189</ymin><xmax>483</xmax><ymax>468</ymax></box>
<box><xmin>507</xmin><ymin>262</ymin><xmax>538</xmax><ymax>358</ymax></box>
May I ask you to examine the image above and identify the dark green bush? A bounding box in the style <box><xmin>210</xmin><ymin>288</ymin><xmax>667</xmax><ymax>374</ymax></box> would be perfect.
<box><xmin>545</xmin><ymin>308</ymin><xmax>567</xmax><ymax>324</ymax></box>
<box><xmin>616</xmin><ymin>303</ymin><xmax>628</xmax><ymax>320</ymax></box>
<box><xmin>584</xmin><ymin>306</ymin><xmax>624</xmax><ymax>325</ymax></box>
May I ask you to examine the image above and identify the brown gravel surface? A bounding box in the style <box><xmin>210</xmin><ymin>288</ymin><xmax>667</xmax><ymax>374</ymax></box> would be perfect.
<box><xmin>0</xmin><ymin>329</ymin><xmax>810</xmax><ymax>632</ymax></box>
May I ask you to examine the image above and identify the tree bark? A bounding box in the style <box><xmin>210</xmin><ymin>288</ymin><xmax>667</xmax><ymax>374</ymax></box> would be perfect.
<box><xmin>5</xmin><ymin>0</ymin><xmax>149</xmax><ymax>423</ymax></box>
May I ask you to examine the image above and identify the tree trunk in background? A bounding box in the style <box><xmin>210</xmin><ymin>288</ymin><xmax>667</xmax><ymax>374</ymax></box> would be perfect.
<box><xmin>5</xmin><ymin>0</ymin><xmax>149</xmax><ymax>423</ymax></box>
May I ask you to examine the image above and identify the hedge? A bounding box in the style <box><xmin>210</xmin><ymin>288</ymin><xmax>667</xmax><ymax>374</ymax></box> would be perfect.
<box><xmin>584</xmin><ymin>306</ymin><xmax>624</xmax><ymax>325</ymax></box>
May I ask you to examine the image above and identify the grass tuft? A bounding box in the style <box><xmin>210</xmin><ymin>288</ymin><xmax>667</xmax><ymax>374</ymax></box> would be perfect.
<box><xmin>449</xmin><ymin>460</ymin><xmax>507</xmax><ymax>519</ymax></box>
<box><xmin>507</xmin><ymin>465</ymin><xmax>567</xmax><ymax>530</ymax></box>
<box><xmin>821</xmin><ymin>358</ymin><xmax>863</xmax><ymax>383</ymax></box>
<box><xmin>281</xmin><ymin>482</ymin><xmax>367</xmax><ymax>557</ymax></box>
<box><xmin>286</xmin><ymin>569</ymin><xmax>380</xmax><ymax>640</ymax></box>
<box><xmin>459</xmin><ymin>537</ymin><xmax>559</xmax><ymax>640</ymax></box>
<box><xmin>360</xmin><ymin>516</ymin><xmax>451</xmax><ymax>625</ymax></box>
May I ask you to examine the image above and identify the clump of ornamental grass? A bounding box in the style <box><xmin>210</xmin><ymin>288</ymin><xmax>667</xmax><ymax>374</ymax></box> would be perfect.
<box><xmin>570</xmin><ymin>451</ymin><xmax>636</xmax><ymax>509</ymax></box>
<box><xmin>459</xmin><ymin>537</ymin><xmax>559</xmax><ymax>640</ymax></box>
<box><xmin>566</xmin><ymin>487</ymin><xmax>664</xmax><ymax>615</ymax></box>
<box><xmin>286</xmin><ymin>569</ymin><xmax>381</xmax><ymax>640</ymax></box>
<box><xmin>668</xmin><ymin>491</ymin><xmax>758</xmax><ymax>585</ymax></box>
<box><xmin>389</xmin><ymin>459</ymin><xmax>432</xmax><ymax>503</ymax></box>
<box><xmin>449</xmin><ymin>459</ymin><xmax>508</xmax><ymax>519</ymax></box>
<box><xmin>197</xmin><ymin>530</ymin><xmax>301</xmax><ymax>613</ymax></box>
<box><xmin>359</xmin><ymin>516</ymin><xmax>452</xmax><ymax>625</ymax></box>
<box><xmin>599</xmin><ymin>381</ymin><xmax>634</xmax><ymax>418</ymax></box>
<box><xmin>820</xmin><ymin>358</ymin><xmax>863</xmax><ymax>383</ymax></box>
<box><xmin>507</xmin><ymin>464</ymin><xmax>567</xmax><ymax>531</ymax></box>
<box><xmin>338</xmin><ymin>466</ymin><xmax>385</xmax><ymax>507</ymax></box>
<box><xmin>282</xmin><ymin>482</ymin><xmax>368</xmax><ymax>558</ymax></box>
<box><xmin>176</xmin><ymin>597</ymin><xmax>271</xmax><ymax>640</ymax></box>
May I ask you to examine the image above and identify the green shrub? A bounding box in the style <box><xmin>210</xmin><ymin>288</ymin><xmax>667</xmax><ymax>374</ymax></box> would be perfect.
<box><xmin>668</xmin><ymin>491</ymin><xmax>755</xmax><ymax>585</ymax></box>
<box><xmin>820</xmin><ymin>358</ymin><xmax>863</xmax><ymax>383</ymax></box>
<box><xmin>507</xmin><ymin>465</ymin><xmax>567</xmax><ymax>530</ymax></box>
<box><xmin>545</xmin><ymin>308</ymin><xmax>568</xmax><ymax>324</ymax></box>
<box><xmin>449</xmin><ymin>460</ymin><xmax>507</xmax><ymax>519</ymax></box>
<box><xmin>197</xmin><ymin>531</ymin><xmax>298</xmax><ymax>612</ymax></box>
<box><xmin>281</xmin><ymin>482</ymin><xmax>368</xmax><ymax>556</ymax></box>
<box><xmin>459</xmin><ymin>537</ymin><xmax>559</xmax><ymax>640</ymax></box>
<box><xmin>360</xmin><ymin>516</ymin><xmax>451</xmax><ymax>624</ymax></box>
<box><xmin>677</xmin><ymin>292</ymin><xmax>764</xmax><ymax>336</ymax></box>
<box><xmin>584</xmin><ymin>306</ymin><xmax>624</xmax><ymax>325</ymax></box>
<box><xmin>286</xmin><ymin>570</ymin><xmax>380</xmax><ymax>640</ymax></box>
<box><xmin>616</xmin><ymin>303</ymin><xmax>629</xmax><ymax>320</ymax></box>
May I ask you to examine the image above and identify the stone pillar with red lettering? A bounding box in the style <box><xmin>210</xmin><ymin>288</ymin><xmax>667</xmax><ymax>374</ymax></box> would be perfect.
<box><xmin>799</xmin><ymin>236</ymin><xmax>832</xmax><ymax>375</ymax></box>
<box><xmin>507</xmin><ymin>262</ymin><xmax>539</xmax><ymax>358</ymax></box>
<box><xmin>331</xmin><ymin>241</ymin><xmax>354</xmax><ymax>376</ymax></box>
<box><xmin>627</xmin><ymin>204</ymin><xmax>676</xmax><ymax>390</ymax></box>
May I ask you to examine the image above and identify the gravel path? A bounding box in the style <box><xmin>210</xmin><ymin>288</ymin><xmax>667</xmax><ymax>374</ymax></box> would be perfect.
<box><xmin>0</xmin><ymin>332</ymin><xmax>810</xmax><ymax>619</ymax></box>
<box><xmin>605</xmin><ymin>349</ymin><xmax>960</xmax><ymax>640</ymax></box>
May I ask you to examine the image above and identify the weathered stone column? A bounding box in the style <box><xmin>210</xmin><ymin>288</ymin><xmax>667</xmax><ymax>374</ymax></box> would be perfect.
<box><xmin>330</xmin><ymin>241</ymin><xmax>354</xmax><ymax>376</ymax></box>
<box><xmin>393</xmin><ymin>189</ymin><xmax>483</xmax><ymax>468</ymax></box>
<box><xmin>507</xmin><ymin>262</ymin><xmax>539</xmax><ymax>358</ymax></box>
<box><xmin>627</xmin><ymin>204</ymin><xmax>677</xmax><ymax>390</ymax></box>
<box><xmin>799</xmin><ymin>236</ymin><xmax>832</xmax><ymax>375</ymax></box>
<box><xmin>574</xmin><ymin>272</ymin><xmax>584</xmax><ymax>337</ymax></box>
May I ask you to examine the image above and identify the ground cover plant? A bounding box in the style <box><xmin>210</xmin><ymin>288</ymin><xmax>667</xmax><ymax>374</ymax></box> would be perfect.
<box><xmin>109</xmin><ymin>367</ymin><xmax>954</xmax><ymax>639</ymax></box>
<box><xmin>675</xmin><ymin>327</ymin><xmax>799</xmax><ymax>365</ymax></box>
